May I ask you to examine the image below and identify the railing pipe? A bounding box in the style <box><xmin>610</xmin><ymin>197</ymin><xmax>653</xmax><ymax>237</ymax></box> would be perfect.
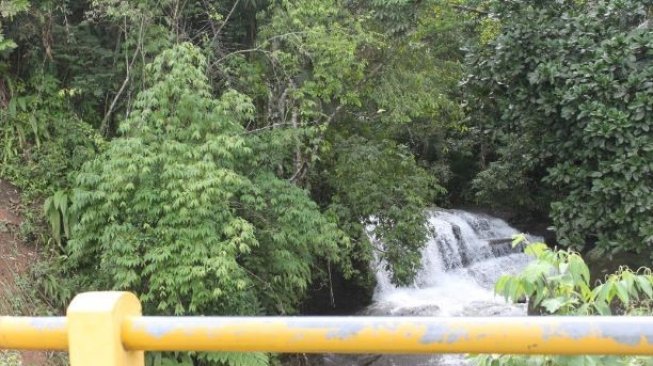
<box><xmin>4</xmin><ymin>292</ymin><xmax>653</xmax><ymax>366</ymax></box>
<box><xmin>0</xmin><ymin>316</ymin><xmax>67</xmax><ymax>350</ymax></box>
<box><xmin>121</xmin><ymin>316</ymin><xmax>653</xmax><ymax>355</ymax></box>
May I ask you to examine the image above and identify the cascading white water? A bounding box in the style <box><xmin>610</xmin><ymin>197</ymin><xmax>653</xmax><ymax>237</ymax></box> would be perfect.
<box><xmin>372</xmin><ymin>210</ymin><xmax>533</xmax><ymax>317</ymax></box>
<box><xmin>324</xmin><ymin>209</ymin><xmax>539</xmax><ymax>366</ymax></box>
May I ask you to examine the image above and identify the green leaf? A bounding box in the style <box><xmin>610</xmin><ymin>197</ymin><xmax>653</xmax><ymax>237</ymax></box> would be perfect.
<box><xmin>495</xmin><ymin>275</ymin><xmax>510</xmax><ymax>295</ymax></box>
<box><xmin>0</xmin><ymin>38</ymin><xmax>17</xmax><ymax>52</ymax></box>
<box><xmin>615</xmin><ymin>282</ymin><xmax>630</xmax><ymax>305</ymax></box>
<box><xmin>511</xmin><ymin>233</ymin><xmax>527</xmax><ymax>247</ymax></box>
<box><xmin>532</xmin><ymin>289</ymin><xmax>548</xmax><ymax>307</ymax></box>
<box><xmin>524</xmin><ymin>243</ymin><xmax>549</xmax><ymax>258</ymax></box>
<box><xmin>593</xmin><ymin>301</ymin><xmax>612</xmax><ymax>315</ymax></box>
<box><xmin>635</xmin><ymin>276</ymin><xmax>653</xmax><ymax>298</ymax></box>
<box><xmin>568</xmin><ymin>254</ymin><xmax>590</xmax><ymax>285</ymax></box>
<box><xmin>541</xmin><ymin>297</ymin><xmax>566</xmax><ymax>314</ymax></box>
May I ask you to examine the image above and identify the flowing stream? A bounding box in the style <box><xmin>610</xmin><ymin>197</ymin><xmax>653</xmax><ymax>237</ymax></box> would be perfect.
<box><xmin>323</xmin><ymin>209</ymin><xmax>538</xmax><ymax>366</ymax></box>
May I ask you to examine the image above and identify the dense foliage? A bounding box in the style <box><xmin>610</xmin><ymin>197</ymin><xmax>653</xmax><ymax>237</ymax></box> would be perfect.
<box><xmin>466</xmin><ymin>0</ymin><xmax>653</xmax><ymax>255</ymax></box>
<box><xmin>67</xmin><ymin>43</ymin><xmax>348</xmax><ymax>317</ymax></box>
<box><xmin>1</xmin><ymin>0</ymin><xmax>465</xmax><ymax>291</ymax></box>
<box><xmin>2</xmin><ymin>0</ymin><xmax>653</xmax><ymax>364</ymax></box>
<box><xmin>64</xmin><ymin>43</ymin><xmax>353</xmax><ymax>365</ymax></box>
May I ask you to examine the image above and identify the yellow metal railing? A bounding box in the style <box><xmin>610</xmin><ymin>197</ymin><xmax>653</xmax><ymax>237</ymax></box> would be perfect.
<box><xmin>2</xmin><ymin>292</ymin><xmax>653</xmax><ymax>365</ymax></box>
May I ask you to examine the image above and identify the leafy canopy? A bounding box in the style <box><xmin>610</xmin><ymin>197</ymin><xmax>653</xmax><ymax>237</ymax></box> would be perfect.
<box><xmin>67</xmin><ymin>43</ymin><xmax>348</xmax><ymax>320</ymax></box>
<box><xmin>466</xmin><ymin>0</ymin><xmax>653</xmax><ymax>254</ymax></box>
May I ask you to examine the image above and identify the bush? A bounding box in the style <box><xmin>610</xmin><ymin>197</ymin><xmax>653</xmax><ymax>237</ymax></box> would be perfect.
<box><xmin>466</xmin><ymin>0</ymin><xmax>653</xmax><ymax>254</ymax></box>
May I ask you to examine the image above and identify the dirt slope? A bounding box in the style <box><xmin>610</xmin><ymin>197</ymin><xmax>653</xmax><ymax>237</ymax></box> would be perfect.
<box><xmin>0</xmin><ymin>179</ymin><xmax>49</xmax><ymax>365</ymax></box>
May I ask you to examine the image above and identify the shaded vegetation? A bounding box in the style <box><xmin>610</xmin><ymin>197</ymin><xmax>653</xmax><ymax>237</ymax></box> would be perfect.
<box><xmin>1</xmin><ymin>0</ymin><xmax>653</xmax><ymax>364</ymax></box>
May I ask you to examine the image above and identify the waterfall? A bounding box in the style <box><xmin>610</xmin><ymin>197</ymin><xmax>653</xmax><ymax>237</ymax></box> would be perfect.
<box><xmin>324</xmin><ymin>209</ymin><xmax>539</xmax><ymax>366</ymax></box>
<box><xmin>372</xmin><ymin>209</ymin><xmax>534</xmax><ymax>316</ymax></box>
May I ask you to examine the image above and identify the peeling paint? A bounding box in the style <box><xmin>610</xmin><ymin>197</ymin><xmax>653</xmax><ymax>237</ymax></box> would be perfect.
<box><xmin>139</xmin><ymin>321</ymin><xmax>177</xmax><ymax>339</ymax></box>
<box><xmin>539</xmin><ymin>320</ymin><xmax>653</xmax><ymax>347</ymax></box>
<box><xmin>136</xmin><ymin>317</ymin><xmax>215</xmax><ymax>338</ymax></box>
<box><xmin>542</xmin><ymin>321</ymin><xmax>594</xmax><ymax>341</ymax></box>
<box><xmin>284</xmin><ymin>318</ymin><xmax>367</xmax><ymax>340</ymax></box>
<box><xmin>29</xmin><ymin>317</ymin><xmax>66</xmax><ymax>331</ymax></box>
<box><xmin>120</xmin><ymin>316</ymin><xmax>653</xmax><ymax>355</ymax></box>
<box><xmin>134</xmin><ymin>317</ymin><xmax>284</xmax><ymax>339</ymax></box>
<box><xmin>420</xmin><ymin>323</ymin><xmax>469</xmax><ymax>344</ymax></box>
<box><xmin>596</xmin><ymin>323</ymin><xmax>653</xmax><ymax>346</ymax></box>
<box><xmin>325</xmin><ymin>324</ymin><xmax>366</xmax><ymax>340</ymax></box>
<box><xmin>527</xmin><ymin>343</ymin><xmax>539</xmax><ymax>350</ymax></box>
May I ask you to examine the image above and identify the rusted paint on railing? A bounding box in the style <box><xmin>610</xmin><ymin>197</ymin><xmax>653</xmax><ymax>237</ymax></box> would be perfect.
<box><xmin>4</xmin><ymin>291</ymin><xmax>653</xmax><ymax>366</ymax></box>
<box><xmin>122</xmin><ymin>316</ymin><xmax>653</xmax><ymax>355</ymax></box>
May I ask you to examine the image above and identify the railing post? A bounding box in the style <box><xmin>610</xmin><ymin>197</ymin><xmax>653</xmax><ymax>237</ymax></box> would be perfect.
<box><xmin>67</xmin><ymin>292</ymin><xmax>144</xmax><ymax>366</ymax></box>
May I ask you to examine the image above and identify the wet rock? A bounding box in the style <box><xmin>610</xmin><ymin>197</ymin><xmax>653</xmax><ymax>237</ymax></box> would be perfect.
<box><xmin>389</xmin><ymin>304</ymin><xmax>441</xmax><ymax>316</ymax></box>
<box><xmin>461</xmin><ymin>301</ymin><xmax>526</xmax><ymax>317</ymax></box>
<box><xmin>363</xmin><ymin>303</ymin><xmax>440</xmax><ymax>316</ymax></box>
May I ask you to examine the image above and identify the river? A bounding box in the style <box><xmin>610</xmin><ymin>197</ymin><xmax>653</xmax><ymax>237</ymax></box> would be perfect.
<box><xmin>323</xmin><ymin>209</ymin><xmax>539</xmax><ymax>366</ymax></box>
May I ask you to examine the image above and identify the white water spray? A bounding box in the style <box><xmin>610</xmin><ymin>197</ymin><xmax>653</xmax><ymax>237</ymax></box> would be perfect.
<box><xmin>325</xmin><ymin>209</ymin><xmax>538</xmax><ymax>366</ymax></box>
<box><xmin>372</xmin><ymin>210</ymin><xmax>533</xmax><ymax>317</ymax></box>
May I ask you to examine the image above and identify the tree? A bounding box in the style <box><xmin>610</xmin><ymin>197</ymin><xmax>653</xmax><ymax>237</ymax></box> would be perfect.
<box><xmin>66</xmin><ymin>42</ymin><xmax>348</xmax><ymax>365</ymax></box>
<box><xmin>218</xmin><ymin>0</ymin><xmax>471</xmax><ymax>283</ymax></box>
<box><xmin>326</xmin><ymin>136</ymin><xmax>442</xmax><ymax>284</ymax></box>
<box><xmin>0</xmin><ymin>0</ymin><xmax>477</xmax><ymax>312</ymax></box>
<box><xmin>466</xmin><ymin>0</ymin><xmax>653</xmax><ymax>254</ymax></box>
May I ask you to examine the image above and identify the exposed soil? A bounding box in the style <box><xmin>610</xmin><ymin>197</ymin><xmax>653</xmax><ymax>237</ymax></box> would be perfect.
<box><xmin>0</xmin><ymin>178</ymin><xmax>49</xmax><ymax>365</ymax></box>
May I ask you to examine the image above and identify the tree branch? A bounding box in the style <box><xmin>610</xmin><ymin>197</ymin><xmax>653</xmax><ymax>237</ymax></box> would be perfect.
<box><xmin>243</xmin><ymin>122</ymin><xmax>294</xmax><ymax>134</ymax></box>
<box><xmin>210</xmin><ymin>32</ymin><xmax>307</xmax><ymax>67</ymax></box>
<box><xmin>215</xmin><ymin>0</ymin><xmax>240</xmax><ymax>36</ymax></box>
<box><xmin>100</xmin><ymin>16</ymin><xmax>144</xmax><ymax>136</ymax></box>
